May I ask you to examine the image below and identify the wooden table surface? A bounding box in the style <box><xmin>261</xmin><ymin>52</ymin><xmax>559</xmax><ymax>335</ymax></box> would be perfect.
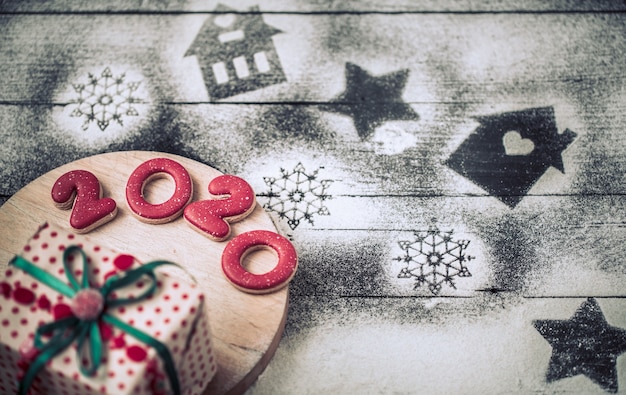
<box><xmin>1</xmin><ymin>1</ymin><xmax>625</xmax><ymax>394</ymax></box>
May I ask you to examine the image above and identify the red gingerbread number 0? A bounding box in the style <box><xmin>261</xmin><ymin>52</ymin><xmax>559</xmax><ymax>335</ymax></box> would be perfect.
<box><xmin>125</xmin><ymin>158</ymin><xmax>193</xmax><ymax>224</ymax></box>
<box><xmin>222</xmin><ymin>230</ymin><xmax>298</xmax><ymax>294</ymax></box>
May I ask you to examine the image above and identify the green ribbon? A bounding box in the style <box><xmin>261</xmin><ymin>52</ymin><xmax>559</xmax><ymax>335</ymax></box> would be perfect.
<box><xmin>10</xmin><ymin>245</ymin><xmax>181</xmax><ymax>395</ymax></box>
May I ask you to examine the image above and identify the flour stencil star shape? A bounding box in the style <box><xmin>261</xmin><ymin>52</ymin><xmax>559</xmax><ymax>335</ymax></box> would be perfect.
<box><xmin>533</xmin><ymin>298</ymin><xmax>626</xmax><ymax>393</ymax></box>
<box><xmin>322</xmin><ymin>62</ymin><xmax>419</xmax><ymax>140</ymax></box>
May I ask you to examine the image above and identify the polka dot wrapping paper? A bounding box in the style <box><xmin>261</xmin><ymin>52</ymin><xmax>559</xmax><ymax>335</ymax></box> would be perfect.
<box><xmin>0</xmin><ymin>223</ymin><xmax>217</xmax><ymax>395</ymax></box>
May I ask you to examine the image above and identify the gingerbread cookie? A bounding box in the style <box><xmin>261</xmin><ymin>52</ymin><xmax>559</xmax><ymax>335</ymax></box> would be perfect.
<box><xmin>125</xmin><ymin>157</ymin><xmax>193</xmax><ymax>224</ymax></box>
<box><xmin>221</xmin><ymin>230</ymin><xmax>298</xmax><ymax>294</ymax></box>
<box><xmin>184</xmin><ymin>175</ymin><xmax>256</xmax><ymax>241</ymax></box>
<box><xmin>51</xmin><ymin>170</ymin><xmax>118</xmax><ymax>233</ymax></box>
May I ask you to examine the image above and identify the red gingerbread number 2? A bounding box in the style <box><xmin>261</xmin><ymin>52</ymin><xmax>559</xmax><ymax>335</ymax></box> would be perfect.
<box><xmin>183</xmin><ymin>175</ymin><xmax>256</xmax><ymax>242</ymax></box>
<box><xmin>51</xmin><ymin>170</ymin><xmax>118</xmax><ymax>233</ymax></box>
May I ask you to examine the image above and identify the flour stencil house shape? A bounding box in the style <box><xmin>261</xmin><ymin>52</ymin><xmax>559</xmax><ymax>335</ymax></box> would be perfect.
<box><xmin>185</xmin><ymin>4</ymin><xmax>287</xmax><ymax>100</ymax></box>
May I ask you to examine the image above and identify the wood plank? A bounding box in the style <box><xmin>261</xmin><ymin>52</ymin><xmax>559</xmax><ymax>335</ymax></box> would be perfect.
<box><xmin>2</xmin><ymin>101</ymin><xmax>625</xmax><ymax>197</ymax></box>
<box><xmin>2</xmin><ymin>0</ymin><xmax>626</xmax><ymax>13</ymax></box>
<box><xmin>0</xmin><ymin>13</ymin><xmax>624</xmax><ymax>103</ymax></box>
<box><xmin>251</xmin><ymin>296</ymin><xmax>626</xmax><ymax>394</ymax></box>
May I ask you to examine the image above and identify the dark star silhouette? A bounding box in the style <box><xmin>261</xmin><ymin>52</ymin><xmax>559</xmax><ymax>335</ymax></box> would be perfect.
<box><xmin>322</xmin><ymin>62</ymin><xmax>419</xmax><ymax>140</ymax></box>
<box><xmin>533</xmin><ymin>298</ymin><xmax>626</xmax><ymax>393</ymax></box>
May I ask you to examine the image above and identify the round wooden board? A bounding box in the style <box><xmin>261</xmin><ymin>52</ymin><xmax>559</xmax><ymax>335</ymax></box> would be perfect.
<box><xmin>0</xmin><ymin>151</ymin><xmax>288</xmax><ymax>395</ymax></box>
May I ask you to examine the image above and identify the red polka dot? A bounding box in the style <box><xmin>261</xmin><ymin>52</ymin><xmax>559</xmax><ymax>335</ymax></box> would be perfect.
<box><xmin>108</xmin><ymin>371</ymin><xmax>115</xmax><ymax>378</ymax></box>
<box><xmin>154</xmin><ymin>307</ymin><xmax>161</xmax><ymax>314</ymax></box>
<box><xmin>49</xmin><ymin>256</ymin><xmax>56</xmax><ymax>264</ymax></box>
<box><xmin>182</xmin><ymin>294</ymin><xmax>188</xmax><ymax>300</ymax></box>
<box><xmin>68</xmin><ymin>234</ymin><xmax>74</xmax><ymax>239</ymax></box>
<box><xmin>0</xmin><ymin>282</ymin><xmax>11</xmax><ymax>298</ymax></box>
<box><xmin>127</xmin><ymin>368</ymin><xmax>134</xmax><ymax>376</ymax></box>
<box><xmin>58</xmin><ymin>245</ymin><xmax>65</xmax><ymax>251</ymax></box>
<box><xmin>137</xmin><ymin>306</ymin><xmax>144</xmax><ymax>312</ymax></box>
<box><xmin>37</xmin><ymin>295</ymin><xmax>51</xmax><ymax>310</ymax></box>
<box><xmin>41</xmin><ymin>243</ymin><xmax>48</xmax><ymax>249</ymax></box>
<box><xmin>114</xmin><ymin>255</ymin><xmax>134</xmax><ymax>271</ymax></box>
<box><xmin>102</xmin><ymin>256</ymin><xmax>109</xmax><ymax>262</ymax></box>
<box><xmin>118</xmin><ymin>382</ymin><xmax>125</xmax><ymax>390</ymax></box>
<box><xmin>173</xmin><ymin>306</ymin><xmax>179</xmax><ymax>312</ymax></box>
<box><xmin>98</xmin><ymin>321</ymin><xmax>113</xmax><ymax>341</ymax></box>
<box><xmin>11</xmin><ymin>307</ymin><xmax>19</xmax><ymax>314</ymax></box>
<box><xmin>20</xmin><ymin>318</ymin><xmax>27</xmax><ymax>325</ymax></box>
<box><xmin>63</xmin><ymin>356</ymin><xmax>71</xmax><ymax>365</ymax></box>
<box><xmin>171</xmin><ymin>333</ymin><xmax>178</xmax><ymax>340</ymax></box>
<box><xmin>52</xmin><ymin>303</ymin><xmax>72</xmax><ymax>320</ymax></box>
<box><xmin>1</xmin><ymin>320</ymin><xmax>9</xmax><ymax>327</ymax></box>
<box><xmin>181</xmin><ymin>320</ymin><xmax>187</xmax><ymax>327</ymax></box>
<box><xmin>50</xmin><ymin>232</ymin><xmax>57</xmax><ymax>238</ymax></box>
<box><xmin>164</xmin><ymin>295</ymin><xmax>170</xmax><ymax>301</ymax></box>
<box><xmin>13</xmin><ymin>286</ymin><xmax>36</xmax><ymax>305</ymax></box>
<box><xmin>118</xmin><ymin>306</ymin><xmax>126</xmax><ymax>314</ymax></box>
<box><xmin>190</xmin><ymin>307</ymin><xmax>196</xmax><ymax>314</ymax></box>
<box><xmin>94</xmin><ymin>246</ymin><xmax>100</xmax><ymax>252</ymax></box>
<box><xmin>126</xmin><ymin>345</ymin><xmax>147</xmax><ymax>362</ymax></box>
<box><xmin>146</xmin><ymin>320</ymin><xmax>152</xmax><ymax>326</ymax></box>
<box><xmin>23</xmin><ymin>245</ymin><xmax>31</xmax><ymax>252</ymax></box>
<box><xmin>32</xmin><ymin>256</ymin><xmax>39</xmax><ymax>262</ymax></box>
<box><xmin>4</xmin><ymin>270</ymin><xmax>12</xmax><ymax>277</ymax></box>
<box><xmin>10</xmin><ymin>331</ymin><xmax>18</xmax><ymax>338</ymax></box>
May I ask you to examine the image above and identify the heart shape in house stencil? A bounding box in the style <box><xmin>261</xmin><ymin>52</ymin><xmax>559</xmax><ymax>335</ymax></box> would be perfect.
<box><xmin>503</xmin><ymin>131</ymin><xmax>535</xmax><ymax>156</ymax></box>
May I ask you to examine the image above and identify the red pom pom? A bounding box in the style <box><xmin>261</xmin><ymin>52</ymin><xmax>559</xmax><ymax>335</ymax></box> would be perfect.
<box><xmin>70</xmin><ymin>289</ymin><xmax>104</xmax><ymax>321</ymax></box>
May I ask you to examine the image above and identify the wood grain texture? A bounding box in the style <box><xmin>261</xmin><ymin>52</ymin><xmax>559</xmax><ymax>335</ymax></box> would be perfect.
<box><xmin>0</xmin><ymin>151</ymin><xmax>288</xmax><ymax>395</ymax></box>
<box><xmin>1</xmin><ymin>1</ymin><xmax>625</xmax><ymax>394</ymax></box>
<box><xmin>1</xmin><ymin>0</ymin><xmax>626</xmax><ymax>13</ymax></box>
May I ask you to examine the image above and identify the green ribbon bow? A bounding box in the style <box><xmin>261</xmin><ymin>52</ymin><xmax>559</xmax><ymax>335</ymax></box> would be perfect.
<box><xmin>10</xmin><ymin>245</ymin><xmax>181</xmax><ymax>395</ymax></box>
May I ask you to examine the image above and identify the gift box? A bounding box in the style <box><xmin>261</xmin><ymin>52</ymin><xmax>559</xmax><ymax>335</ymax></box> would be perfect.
<box><xmin>0</xmin><ymin>223</ymin><xmax>216</xmax><ymax>395</ymax></box>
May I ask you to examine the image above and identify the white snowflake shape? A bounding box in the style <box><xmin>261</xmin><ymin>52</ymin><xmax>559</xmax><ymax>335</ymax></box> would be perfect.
<box><xmin>394</xmin><ymin>227</ymin><xmax>473</xmax><ymax>295</ymax></box>
<box><xmin>68</xmin><ymin>67</ymin><xmax>144</xmax><ymax>131</ymax></box>
<box><xmin>260</xmin><ymin>163</ymin><xmax>333</xmax><ymax>230</ymax></box>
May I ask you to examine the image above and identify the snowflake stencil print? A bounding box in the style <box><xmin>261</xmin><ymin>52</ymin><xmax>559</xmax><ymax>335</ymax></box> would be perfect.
<box><xmin>394</xmin><ymin>227</ymin><xmax>474</xmax><ymax>295</ymax></box>
<box><xmin>259</xmin><ymin>163</ymin><xmax>333</xmax><ymax>230</ymax></box>
<box><xmin>68</xmin><ymin>67</ymin><xmax>145</xmax><ymax>131</ymax></box>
